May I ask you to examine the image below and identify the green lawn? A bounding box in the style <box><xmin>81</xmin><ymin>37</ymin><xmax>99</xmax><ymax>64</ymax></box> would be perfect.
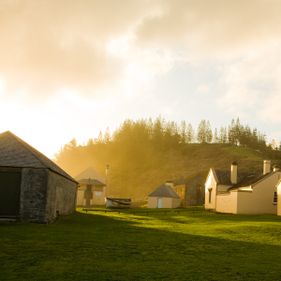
<box><xmin>1</xmin><ymin>208</ymin><xmax>281</xmax><ymax>281</ymax></box>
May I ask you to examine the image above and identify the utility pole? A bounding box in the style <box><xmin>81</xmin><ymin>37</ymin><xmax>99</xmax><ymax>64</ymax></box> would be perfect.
<box><xmin>105</xmin><ymin>164</ymin><xmax>110</xmax><ymax>197</ymax></box>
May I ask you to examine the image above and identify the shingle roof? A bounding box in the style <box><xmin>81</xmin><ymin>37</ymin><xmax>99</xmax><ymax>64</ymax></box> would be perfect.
<box><xmin>213</xmin><ymin>168</ymin><xmax>278</xmax><ymax>191</ymax></box>
<box><xmin>168</xmin><ymin>173</ymin><xmax>206</xmax><ymax>187</ymax></box>
<box><xmin>214</xmin><ymin>169</ymin><xmax>260</xmax><ymax>187</ymax></box>
<box><xmin>229</xmin><ymin>171</ymin><xmax>278</xmax><ymax>190</ymax></box>
<box><xmin>78</xmin><ymin>178</ymin><xmax>106</xmax><ymax>186</ymax></box>
<box><xmin>0</xmin><ymin>131</ymin><xmax>76</xmax><ymax>182</ymax></box>
<box><xmin>149</xmin><ymin>184</ymin><xmax>180</xmax><ymax>198</ymax></box>
<box><xmin>76</xmin><ymin>167</ymin><xmax>105</xmax><ymax>183</ymax></box>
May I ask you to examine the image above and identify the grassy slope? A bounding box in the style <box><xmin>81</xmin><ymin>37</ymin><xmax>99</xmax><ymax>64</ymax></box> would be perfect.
<box><xmin>57</xmin><ymin>143</ymin><xmax>278</xmax><ymax>201</ymax></box>
<box><xmin>106</xmin><ymin>144</ymin><xmax>277</xmax><ymax>200</ymax></box>
<box><xmin>1</xmin><ymin>208</ymin><xmax>281</xmax><ymax>281</ymax></box>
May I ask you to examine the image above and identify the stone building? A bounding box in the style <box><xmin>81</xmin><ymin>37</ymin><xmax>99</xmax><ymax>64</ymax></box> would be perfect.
<box><xmin>0</xmin><ymin>131</ymin><xmax>77</xmax><ymax>223</ymax></box>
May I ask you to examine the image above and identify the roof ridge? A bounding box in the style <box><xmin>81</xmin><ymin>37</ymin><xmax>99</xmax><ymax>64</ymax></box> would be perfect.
<box><xmin>0</xmin><ymin>131</ymin><xmax>76</xmax><ymax>183</ymax></box>
<box><xmin>8</xmin><ymin>131</ymin><xmax>49</xmax><ymax>168</ymax></box>
<box><xmin>149</xmin><ymin>184</ymin><xmax>180</xmax><ymax>198</ymax></box>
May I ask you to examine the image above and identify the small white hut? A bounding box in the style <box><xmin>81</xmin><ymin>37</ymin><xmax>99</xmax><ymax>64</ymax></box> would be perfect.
<box><xmin>148</xmin><ymin>184</ymin><xmax>181</xmax><ymax>208</ymax></box>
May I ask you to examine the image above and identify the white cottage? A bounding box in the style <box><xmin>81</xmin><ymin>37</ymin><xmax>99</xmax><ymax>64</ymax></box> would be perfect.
<box><xmin>148</xmin><ymin>184</ymin><xmax>181</xmax><ymax>208</ymax></box>
<box><xmin>205</xmin><ymin>160</ymin><xmax>281</xmax><ymax>214</ymax></box>
<box><xmin>276</xmin><ymin>180</ymin><xmax>281</xmax><ymax>216</ymax></box>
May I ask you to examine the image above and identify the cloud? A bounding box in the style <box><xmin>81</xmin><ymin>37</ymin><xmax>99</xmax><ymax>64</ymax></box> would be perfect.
<box><xmin>1</xmin><ymin>0</ymin><xmax>281</xmax><ymax>147</ymax></box>
<box><xmin>216</xmin><ymin>41</ymin><xmax>281</xmax><ymax>124</ymax></box>
<box><xmin>137</xmin><ymin>0</ymin><xmax>281</xmax><ymax>57</ymax></box>
<box><xmin>3</xmin><ymin>0</ymin><xmax>281</xmax><ymax>102</ymax></box>
<box><xmin>0</xmin><ymin>0</ymin><xmax>155</xmax><ymax>99</ymax></box>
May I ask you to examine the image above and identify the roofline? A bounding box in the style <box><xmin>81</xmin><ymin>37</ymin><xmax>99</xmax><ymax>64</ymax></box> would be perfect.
<box><xmin>276</xmin><ymin>178</ymin><xmax>281</xmax><ymax>188</ymax></box>
<box><xmin>251</xmin><ymin>171</ymin><xmax>281</xmax><ymax>187</ymax></box>
<box><xmin>0</xmin><ymin>131</ymin><xmax>76</xmax><ymax>183</ymax></box>
<box><xmin>148</xmin><ymin>184</ymin><xmax>180</xmax><ymax>198</ymax></box>
<box><xmin>78</xmin><ymin>179</ymin><xmax>105</xmax><ymax>186</ymax></box>
<box><xmin>0</xmin><ymin>165</ymin><xmax>78</xmax><ymax>184</ymax></box>
<box><xmin>149</xmin><ymin>195</ymin><xmax>180</xmax><ymax>198</ymax></box>
<box><xmin>48</xmin><ymin>168</ymin><xmax>79</xmax><ymax>184</ymax></box>
<box><xmin>228</xmin><ymin>171</ymin><xmax>281</xmax><ymax>191</ymax></box>
<box><xmin>209</xmin><ymin>168</ymin><xmax>219</xmax><ymax>183</ymax></box>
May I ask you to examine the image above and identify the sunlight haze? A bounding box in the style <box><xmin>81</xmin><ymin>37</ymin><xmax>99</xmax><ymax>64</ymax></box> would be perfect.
<box><xmin>1</xmin><ymin>0</ymin><xmax>281</xmax><ymax>157</ymax></box>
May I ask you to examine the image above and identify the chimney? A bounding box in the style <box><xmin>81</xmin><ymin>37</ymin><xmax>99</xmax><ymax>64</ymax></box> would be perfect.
<box><xmin>230</xmin><ymin>162</ymin><xmax>238</xmax><ymax>184</ymax></box>
<box><xmin>165</xmin><ymin>181</ymin><xmax>174</xmax><ymax>188</ymax></box>
<box><xmin>263</xmin><ymin>160</ymin><xmax>271</xmax><ymax>175</ymax></box>
<box><xmin>273</xmin><ymin>165</ymin><xmax>279</xmax><ymax>172</ymax></box>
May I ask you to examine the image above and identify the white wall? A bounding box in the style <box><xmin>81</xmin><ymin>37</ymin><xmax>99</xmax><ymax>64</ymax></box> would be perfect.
<box><xmin>76</xmin><ymin>184</ymin><xmax>106</xmax><ymax>206</ymax></box>
<box><xmin>76</xmin><ymin>189</ymin><xmax>85</xmax><ymax>206</ymax></box>
<box><xmin>148</xmin><ymin>197</ymin><xmax>180</xmax><ymax>208</ymax></box>
<box><xmin>236</xmin><ymin>172</ymin><xmax>280</xmax><ymax>214</ymax></box>
<box><xmin>277</xmin><ymin>182</ymin><xmax>281</xmax><ymax>216</ymax></box>
<box><xmin>216</xmin><ymin>191</ymin><xmax>238</xmax><ymax>214</ymax></box>
<box><xmin>204</xmin><ymin>169</ymin><xmax>217</xmax><ymax>210</ymax></box>
<box><xmin>147</xmin><ymin>197</ymin><xmax>157</xmax><ymax>208</ymax></box>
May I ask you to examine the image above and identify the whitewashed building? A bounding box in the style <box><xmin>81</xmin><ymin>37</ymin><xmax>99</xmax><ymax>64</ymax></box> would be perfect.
<box><xmin>148</xmin><ymin>184</ymin><xmax>181</xmax><ymax>208</ymax></box>
<box><xmin>205</xmin><ymin>160</ymin><xmax>281</xmax><ymax>214</ymax></box>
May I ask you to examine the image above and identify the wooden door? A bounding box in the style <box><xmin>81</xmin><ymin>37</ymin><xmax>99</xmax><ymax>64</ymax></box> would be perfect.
<box><xmin>157</xmin><ymin>198</ymin><xmax>163</xmax><ymax>208</ymax></box>
<box><xmin>0</xmin><ymin>171</ymin><xmax>21</xmax><ymax>217</ymax></box>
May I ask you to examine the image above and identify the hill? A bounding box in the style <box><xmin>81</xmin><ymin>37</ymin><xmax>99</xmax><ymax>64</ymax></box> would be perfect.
<box><xmin>55</xmin><ymin>142</ymin><xmax>281</xmax><ymax>201</ymax></box>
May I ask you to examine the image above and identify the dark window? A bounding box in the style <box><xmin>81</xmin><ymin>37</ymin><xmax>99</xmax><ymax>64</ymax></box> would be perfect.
<box><xmin>209</xmin><ymin>189</ymin><xmax>212</xmax><ymax>203</ymax></box>
<box><xmin>273</xmin><ymin>191</ymin><xmax>278</xmax><ymax>204</ymax></box>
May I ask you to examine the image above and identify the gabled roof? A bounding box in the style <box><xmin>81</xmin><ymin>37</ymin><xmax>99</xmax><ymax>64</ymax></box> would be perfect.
<box><xmin>78</xmin><ymin>178</ymin><xmax>106</xmax><ymax>186</ymax></box>
<box><xmin>149</xmin><ymin>184</ymin><xmax>180</xmax><ymax>199</ymax></box>
<box><xmin>229</xmin><ymin>171</ymin><xmax>279</xmax><ymax>190</ymax></box>
<box><xmin>166</xmin><ymin>174</ymin><xmax>206</xmax><ymax>191</ymax></box>
<box><xmin>214</xmin><ymin>169</ymin><xmax>257</xmax><ymax>186</ymax></box>
<box><xmin>211</xmin><ymin>167</ymin><xmax>279</xmax><ymax>191</ymax></box>
<box><xmin>0</xmin><ymin>131</ymin><xmax>76</xmax><ymax>183</ymax></box>
<box><xmin>76</xmin><ymin>167</ymin><xmax>105</xmax><ymax>183</ymax></box>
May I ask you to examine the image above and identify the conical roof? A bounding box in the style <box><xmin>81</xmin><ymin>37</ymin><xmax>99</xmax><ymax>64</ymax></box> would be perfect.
<box><xmin>149</xmin><ymin>184</ymin><xmax>180</xmax><ymax>198</ymax></box>
<box><xmin>76</xmin><ymin>167</ymin><xmax>105</xmax><ymax>183</ymax></box>
<box><xmin>0</xmin><ymin>131</ymin><xmax>76</xmax><ymax>182</ymax></box>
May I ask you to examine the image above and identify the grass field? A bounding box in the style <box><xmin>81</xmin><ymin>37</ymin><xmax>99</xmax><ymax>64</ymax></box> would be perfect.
<box><xmin>1</xmin><ymin>208</ymin><xmax>281</xmax><ymax>281</ymax></box>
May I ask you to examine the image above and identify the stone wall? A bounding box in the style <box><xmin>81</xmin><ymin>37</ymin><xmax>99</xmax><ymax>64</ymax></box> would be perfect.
<box><xmin>45</xmin><ymin>170</ymin><xmax>77</xmax><ymax>222</ymax></box>
<box><xmin>20</xmin><ymin>168</ymin><xmax>48</xmax><ymax>223</ymax></box>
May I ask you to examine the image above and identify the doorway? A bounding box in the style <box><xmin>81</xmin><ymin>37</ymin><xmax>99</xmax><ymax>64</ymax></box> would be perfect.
<box><xmin>157</xmin><ymin>198</ymin><xmax>163</xmax><ymax>208</ymax></box>
<box><xmin>0</xmin><ymin>171</ymin><xmax>21</xmax><ymax>217</ymax></box>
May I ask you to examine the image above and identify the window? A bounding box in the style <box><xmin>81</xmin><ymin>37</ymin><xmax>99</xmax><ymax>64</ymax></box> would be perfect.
<box><xmin>209</xmin><ymin>189</ymin><xmax>212</xmax><ymax>203</ymax></box>
<box><xmin>94</xmin><ymin>191</ymin><xmax>102</xmax><ymax>197</ymax></box>
<box><xmin>273</xmin><ymin>191</ymin><xmax>278</xmax><ymax>205</ymax></box>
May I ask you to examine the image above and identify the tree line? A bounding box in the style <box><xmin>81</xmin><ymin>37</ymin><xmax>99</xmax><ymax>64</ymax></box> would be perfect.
<box><xmin>55</xmin><ymin>117</ymin><xmax>281</xmax><ymax>199</ymax></box>
<box><xmin>57</xmin><ymin>117</ymin><xmax>281</xmax><ymax>172</ymax></box>
<box><xmin>74</xmin><ymin>117</ymin><xmax>274</xmax><ymax>152</ymax></box>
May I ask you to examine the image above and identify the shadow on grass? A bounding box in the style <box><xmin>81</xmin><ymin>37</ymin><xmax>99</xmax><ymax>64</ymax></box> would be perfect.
<box><xmin>0</xmin><ymin>211</ymin><xmax>281</xmax><ymax>281</ymax></box>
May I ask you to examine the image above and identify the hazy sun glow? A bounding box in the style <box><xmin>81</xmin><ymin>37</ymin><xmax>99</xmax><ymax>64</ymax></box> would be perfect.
<box><xmin>0</xmin><ymin>0</ymin><xmax>281</xmax><ymax>158</ymax></box>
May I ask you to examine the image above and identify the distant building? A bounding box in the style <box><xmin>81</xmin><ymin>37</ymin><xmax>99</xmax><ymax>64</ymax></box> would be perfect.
<box><xmin>148</xmin><ymin>184</ymin><xmax>181</xmax><ymax>208</ymax></box>
<box><xmin>76</xmin><ymin>168</ymin><xmax>106</xmax><ymax>207</ymax></box>
<box><xmin>276</xmin><ymin>180</ymin><xmax>281</xmax><ymax>216</ymax></box>
<box><xmin>166</xmin><ymin>176</ymin><xmax>204</xmax><ymax>207</ymax></box>
<box><xmin>0</xmin><ymin>131</ymin><xmax>77</xmax><ymax>223</ymax></box>
<box><xmin>205</xmin><ymin>160</ymin><xmax>281</xmax><ymax>214</ymax></box>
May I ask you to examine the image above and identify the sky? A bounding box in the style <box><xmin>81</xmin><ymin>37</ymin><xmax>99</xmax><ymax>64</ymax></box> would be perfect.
<box><xmin>1</xmin><ymin>0</ymin><xmax>281</xmax><ymax>157</ymax></box>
